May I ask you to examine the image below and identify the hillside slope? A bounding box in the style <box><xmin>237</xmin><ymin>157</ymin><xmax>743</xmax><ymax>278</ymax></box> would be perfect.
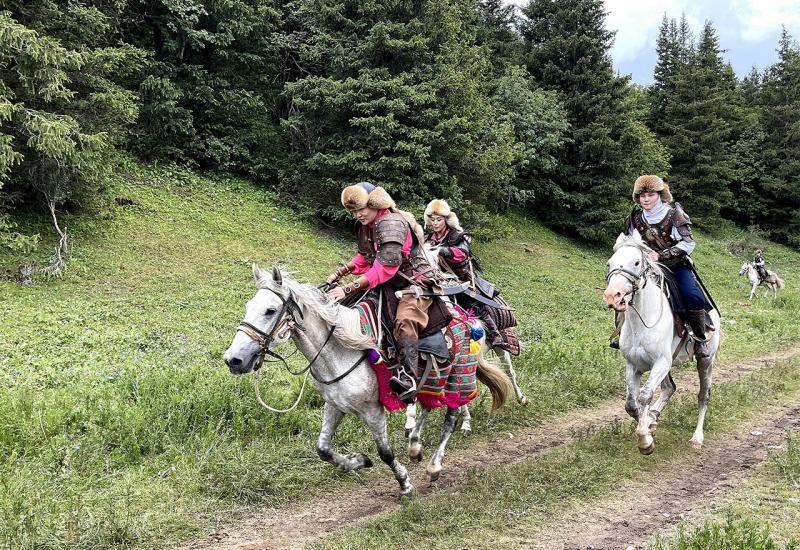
<box><xmin>2</xmin><ymin>158</ymin><xmax>799</xmax><ymax>548</ymax></box>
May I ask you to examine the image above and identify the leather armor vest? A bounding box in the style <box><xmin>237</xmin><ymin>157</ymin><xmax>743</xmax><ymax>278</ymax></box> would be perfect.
<box><xmin>356</xmin><ymin>212</ymin><xmax>435</xmax><ymax>288</ymax></box>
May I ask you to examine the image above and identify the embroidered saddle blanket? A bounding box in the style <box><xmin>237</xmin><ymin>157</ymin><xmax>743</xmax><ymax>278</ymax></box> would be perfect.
<box><xmin>356</xmin><ymin>301</ymin><xmax>479</xmax><ymax>411</ymax></box>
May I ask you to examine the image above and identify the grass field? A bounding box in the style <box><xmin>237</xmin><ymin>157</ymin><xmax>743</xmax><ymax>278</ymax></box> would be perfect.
<box><xmin>2</xmin><ymin>157</ymin><xmax>800</xmax><ymax>548</ymax></box>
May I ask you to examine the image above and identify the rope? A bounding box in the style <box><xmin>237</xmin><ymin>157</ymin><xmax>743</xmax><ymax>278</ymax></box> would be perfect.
<box><xmin>254</xmin><ymin>367</ymin><xmax>310</xmax><ymax>413</ymax></box>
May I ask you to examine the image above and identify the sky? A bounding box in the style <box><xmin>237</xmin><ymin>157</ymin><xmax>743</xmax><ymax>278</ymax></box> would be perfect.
<box><xmin>507</xmin><ymin>0</ymin><xmax>800</xmax><ymax>85</ymax></box>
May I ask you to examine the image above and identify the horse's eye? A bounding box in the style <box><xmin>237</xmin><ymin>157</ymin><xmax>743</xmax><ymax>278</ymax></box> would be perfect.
<box><xmin>265</xmin><ymin>308</ymin><xmax>277</xmax><ymax>316</ymax></box>
<box><xmin>635</xmin><ymin>261</ymin><xmax>640</xmax><ymax>267</ymax></box>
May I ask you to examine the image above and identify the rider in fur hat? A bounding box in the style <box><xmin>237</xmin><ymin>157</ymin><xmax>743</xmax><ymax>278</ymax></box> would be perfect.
<box><xmin>753</xmin><ymin>248</ymin><xmax>767</xmax><ymax>281</ymax></box>
<box><xmin>610</xmin><ymin>175</ymin><xmax>714</xmax><ymax>358</ymax></box>
<box><xmin>424</xmin><ymin>199</ymin><xmax>505</xmax><ymax>348</ymax></box>
<box><xmin>326</xmin><ymin>182</ymin><xmax>445</xmax><ymax>403</ymax></box>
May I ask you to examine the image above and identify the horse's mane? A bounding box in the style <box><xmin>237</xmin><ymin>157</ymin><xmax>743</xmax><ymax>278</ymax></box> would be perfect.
<box><xmin>257</xmin><ymin>274</ymin><xmax>375</xmax><ymax>351</ymax></box>
<box><xmin>613</xmin><ymin>235</ymin><xmax>665</xmax><ymax>278</ymax></box>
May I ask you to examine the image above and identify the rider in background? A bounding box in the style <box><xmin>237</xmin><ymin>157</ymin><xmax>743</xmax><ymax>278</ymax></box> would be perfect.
<box><xmin>424</xmin><ymin>199</ymin><xmax>504</xmax><ymax>348</ymax></box>
<box><xmin>612</xmin><ymin>175</ymin><xmax>713</xmax><ymax>358</ymax></box>
<box><xmin>753</xmin><ymin>248</ymin><xmax>768</xmax><ymax>281</ymax></box>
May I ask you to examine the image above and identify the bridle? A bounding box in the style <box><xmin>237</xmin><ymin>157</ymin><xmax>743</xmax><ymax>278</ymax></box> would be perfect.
<box><xmin>236</xmin><ymin>286</ymin><xmax>306</xmax><ymax>372</ymax></box>
<box><xmin>234</xmin><ymin>285</ymin><xmax>366</xmax><ymax>412</ymax></box>
<box><xmin>606</xmin><ymin>247</ymin><xmax>666</xmax><ymax>329</ymax></box>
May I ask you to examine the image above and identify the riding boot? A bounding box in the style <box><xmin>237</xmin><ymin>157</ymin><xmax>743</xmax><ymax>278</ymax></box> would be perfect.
<box><xmin>609</xmin><ymin>310</ymin><xmax>624</xmax><ymax>349</ymax></box>
<box><xmin>390</xmin><ymin>339</ymin><xmax>419</xmax><ymax>404</ymax></box>
<box><xmin>686</xmin><ymin>309</ymin><xmax>712</xmax><ymax>359</ymax></box>
<box><xmin>478</xmin><ymin>306</ymin><xmax>504</xmax><ymax>348</ymax></box>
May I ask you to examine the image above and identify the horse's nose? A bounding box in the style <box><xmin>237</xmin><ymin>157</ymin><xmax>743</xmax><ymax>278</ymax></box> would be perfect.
<box><xmin>224</xmin><ymin>352</ymin><xmax>244</xmax><ymax>373</ymax></box>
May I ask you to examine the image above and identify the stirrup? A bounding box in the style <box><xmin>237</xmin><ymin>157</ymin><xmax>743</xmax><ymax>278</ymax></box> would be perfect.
<box><xmin>390</xmin><ymin>373</ymin><xmax>417</xmax><ymax>404</ymax></box>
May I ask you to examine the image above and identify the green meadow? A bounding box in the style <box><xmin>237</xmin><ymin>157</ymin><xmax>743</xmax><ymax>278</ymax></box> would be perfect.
<box><xmin>2</xmin><ymin>159</ymin><xmax>800</xmax><ymax>548</ymax></box>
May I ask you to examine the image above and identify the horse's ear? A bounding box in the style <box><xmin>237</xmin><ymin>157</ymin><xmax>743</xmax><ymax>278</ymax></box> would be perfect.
<box><xmin>631</xmin><ymin>230</ymin><xmax>643</xmax><ymax>243</ymax></box>
<box><xmin>614</xmin><ymin>232</ymin><xmax>627</xmax><ymax>246</ymax></box>
<box><xmin>272</xmin><ymin>264</ymin><xmax>283</xmax><ymax>286</ymax></box>
<box><xmin>252</xmin><ymin>263</ymin><xmax>264</xmax><ymax>283</ymax></box>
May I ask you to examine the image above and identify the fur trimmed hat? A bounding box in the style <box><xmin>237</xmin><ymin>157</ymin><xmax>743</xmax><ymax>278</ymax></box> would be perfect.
<box><xmin>424</xmin><ymin>199</ymin><xmax>463</xmax><ymax>232</ymax></box>
<box><xmin>632</xmin><ymin>175</ymin><xmax>673</xmax><ymax>204</ymax></box>
<box><xmin>341</xmin><ymin>181</ymin><xmax>396</xmax><ymax>211</ymax></box>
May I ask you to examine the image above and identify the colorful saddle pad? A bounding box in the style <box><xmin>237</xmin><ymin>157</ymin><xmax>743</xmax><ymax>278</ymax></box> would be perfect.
<box><xmin>356</xmin><ymin>301</ymin><xmax>479</xmax><ymax>411</ymax></box>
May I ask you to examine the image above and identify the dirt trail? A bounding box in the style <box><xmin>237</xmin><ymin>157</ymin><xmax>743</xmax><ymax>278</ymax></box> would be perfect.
<box><xmin>185</xmin><ymin>346</ymin><xmax>800</xmax><ymax>550</ymax></box>
<box><xmin>530</xmin><ymin>402</ymin><xmax>800</xmax><ymax>549</ymax></box>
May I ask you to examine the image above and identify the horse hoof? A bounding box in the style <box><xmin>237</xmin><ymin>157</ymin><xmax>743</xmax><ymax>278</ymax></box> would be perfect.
<box><xmin>639</xmin><ymin>442</ymin><xmax>655</xmax><ymax>455</ymax></box>
<box><xmin>518</xmin><ymin>396</ymin><xmax>529</xmax><ymax>406</ymax></box>
<box><xmin>689</xmin><ymin>438</ymin><xmax>703</xmax><ymax>450</ymax></box>
<box><xmin>399</xmin><ymin>486</ymin><xmax>416</xmax><ymax>502</ymax></box>
<box><xmin>428</xmin><ymin>469</ymin><xmax>441</xmax><ymax>482</ymax></box>
<box><xmin>460</xmin><ymin>427</ymin><xmax>472</xmax><ymax>436</ymax></box>
<box><xmin>408</xmin><ymin>447</ymin><xmax>423</xmax><ymax>463</ymax></box>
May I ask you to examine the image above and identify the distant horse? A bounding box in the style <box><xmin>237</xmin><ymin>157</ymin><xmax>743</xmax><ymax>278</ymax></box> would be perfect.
<box><xmin>223</xmin><ymin>265</ymin><xmax>510</xmax><ymax>494</ymax></box>
<box><xmin>739</xmin><ymin>262</ymin><xmax>784</xmax><ymax>300</ymax></box>
<box><xmin>603</xmin><ymin>232</ymin><xmax>721</xmax><ymax>454</ymax></box>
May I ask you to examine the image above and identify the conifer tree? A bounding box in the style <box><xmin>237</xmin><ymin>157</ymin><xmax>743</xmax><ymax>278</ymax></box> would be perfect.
<box><xmin>282</xmin><ymin>0</ymin><xmax>517</xmax><ymax>219</ymax></box>
<box><xmin>758</xmin><ymin>28</ymin><xmax>800</xmax><ymax>244</ymax></box>
<box><xmin>520</xmin><ymin>0</ymin><xmax>646</xmax><ymax>241</ymax></box>
<box><xmin>655</xmin><ymin>21</ymin><xmax>739</xmax><ymax>223</ymax></box>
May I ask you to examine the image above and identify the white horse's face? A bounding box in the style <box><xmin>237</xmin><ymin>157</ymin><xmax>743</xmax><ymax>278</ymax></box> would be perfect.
<box><xmin>739</xmin><ymin>262</ymin><xmax>750</xmax><ymax>275</ymax></box>
<box><xmin>603</xmin><ymin>233</ymin><xmax>646</xmax><ymax>312</ymax></box>
<box><xmin>223</xmin><ymin>264</ymin><xmax>294</xmax><ymax>374</ymax></box>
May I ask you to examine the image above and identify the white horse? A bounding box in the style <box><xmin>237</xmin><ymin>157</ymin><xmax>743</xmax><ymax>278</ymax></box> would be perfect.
<box><xmin>738</xmin><ymin>262</ymin><xmax>784</xmax><ymax>300</ymax></box>
<box><xmin>223</xmin><ymin>264</ymin><xmax>511</xmax><ymax>493</ymax></box>
<box><xmin>402</xmin><ymin>243</ymin><xmax>529</xmax><ymax>437</ymax></box>
<box><xmin>603</xmin><ymin>233</ymin><xmax>721</xmax><ymax>454</ymax></box>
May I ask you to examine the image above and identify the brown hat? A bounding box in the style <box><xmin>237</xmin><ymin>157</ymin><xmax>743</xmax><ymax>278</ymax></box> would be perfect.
<box><xmin>424</xmin><ymin>199</ymin><xmax>463</xmax><ymax>232</ymax></box>
<box><xmin>632</xmin><ymin>175</ymin><xmax>672</xmax><ymax>204</ymax></box>
<box><xmin>340</xmin><ymin>181</ymin><xmax>395</xmax><ymax>211</ymax></box>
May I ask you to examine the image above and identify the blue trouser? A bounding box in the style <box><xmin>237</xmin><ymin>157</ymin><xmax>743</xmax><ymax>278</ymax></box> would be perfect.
<box><xmin>672</xmin><ymin>264</ymin><xmax>707</xmax><ymax>311</ymax></box>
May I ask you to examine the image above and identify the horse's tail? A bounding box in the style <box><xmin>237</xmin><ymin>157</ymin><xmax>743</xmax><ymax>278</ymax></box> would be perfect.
<box><xmin>476</xmin><ymin>352</ymin><xmax>512</xmax><ymax>411</ymax></box>
<box><xmin>776</xmin><ymin>276</ymin><xmax>785</xmax><ymax>289</ymax></box>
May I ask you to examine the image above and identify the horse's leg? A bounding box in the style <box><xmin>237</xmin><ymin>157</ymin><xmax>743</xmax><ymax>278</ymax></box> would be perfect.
<box><xmin>361</xmin><ymin>403</ymin><xmax>414</xmax><ymax>497</ymax></box>
<box><xmin>459</xmin><ymin>404</ymin><xmax>472</xmax><ymax>434</ymax></box>
<box><xmin>636</xmin><ymin>357</ymin><xmax>670</xmax><ymax>455</ymax></box>
<box><xmin>317</xmin><ymin>402</ymin><xmax>372</xmax><ymax>472</ymax></box>
<box><xmin>624</xmin><ymin>361</ymin><xmax>641</xmax><ymax>420</ymax></box>
<box><xmin>427</xmin><ymin>406</ymin><xmax>459</xmax><ymax>482</ymax></box>
<box><xmin>404</xmin><ymin>403</ymin><xmax>417</xmax><ymax>438</ymax></box>
<box><xmin>408</xmin><ymin>406</ymin><xmax>431</xmax><ymax>463</ymax></box>
<box><xmin>690</xmin><ymin>356</ymin><xmax>713</xmax><ymax>449</ymax></box>
<box><xmin>495</xmin><ymin>348</ymin><xmax>528</xmax><ymax>405</ymax></box>
<box><xmin>648</xmin><ymin>373</ymin><xmax>677</xmax><ymax>432</ymax></box>
<box><xmin>750</xmin><ymin>283</ymin><xmax>756</xmax><ymax>300</ymax></box>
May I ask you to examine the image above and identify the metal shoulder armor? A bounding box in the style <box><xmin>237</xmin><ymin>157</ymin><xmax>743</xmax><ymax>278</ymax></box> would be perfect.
<box><xmin>373</xmin><ymin>213</ymin><xmax>408</xmax><ymax>266</ymax></box>
<box><xmin>672</xmin><ymin>202</ymin><xmax>694</xmax><ymax>241</ymax></box>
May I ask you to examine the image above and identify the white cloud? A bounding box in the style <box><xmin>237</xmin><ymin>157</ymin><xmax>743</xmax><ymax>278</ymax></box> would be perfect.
<box><xmin>604</xmin><ymin>0</ymin><xmax>688</xmax><ymax>63</ymax></box>
<box><xmin>732</xmin><ymin>0</ymin><xmax>800</xmax><ymax>42</ymax></box>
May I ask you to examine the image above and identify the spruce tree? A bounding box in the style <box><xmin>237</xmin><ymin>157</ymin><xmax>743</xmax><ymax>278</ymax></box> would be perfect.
<box><xmin>475</xmin><ymin>0</ymin><xmax>523</xmax><ymax>79</ymax></box>
<box><xmin>282</xmin><ymin>0</ymin><xmax>517</xmax><ymax>220</ymax></box>
<box><xmin>657</xmin><ymin>21</ymin><xmax>738</xmax><ymax>223</ymax></box>
<box><xmin>758</xmin><ymin>28</ymin><xmax>800</xmax><ymax>244</ymax></box>
<box><xmin>520</xmin><ymin>0</ymin><xmax>642</xmax><ymax>241</ymax></box>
